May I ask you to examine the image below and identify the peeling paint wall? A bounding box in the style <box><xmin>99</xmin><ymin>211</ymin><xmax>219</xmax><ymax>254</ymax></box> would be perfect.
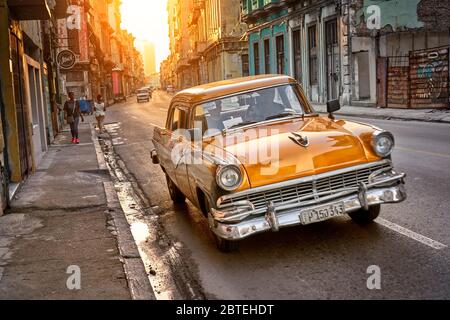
<box><xmin>354</xmin><ymin>0</ymin><xmax>450</xmax><ymax>35</ymax></box>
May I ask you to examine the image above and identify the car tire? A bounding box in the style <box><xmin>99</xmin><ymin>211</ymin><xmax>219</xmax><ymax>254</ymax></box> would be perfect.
<box><xmin>348</xmin><ymin>205</ymin><xmax>381</xmax><ymax>225</ymax></box>
<box><xmin>165</xmin><ymin>174</ymin><xmax>185</xmax><ymax>204</ymax></box>
<box><xmin>203</xmin><ymin>196</ymin><xmax>239</xmax><ymax>253</ymax></box>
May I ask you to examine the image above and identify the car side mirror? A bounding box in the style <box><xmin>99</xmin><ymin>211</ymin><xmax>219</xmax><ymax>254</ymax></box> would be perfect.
<box><xmin>327</xmin><ymin>99</ymin><xmax>340</xmax><ymax>120</ymax></box>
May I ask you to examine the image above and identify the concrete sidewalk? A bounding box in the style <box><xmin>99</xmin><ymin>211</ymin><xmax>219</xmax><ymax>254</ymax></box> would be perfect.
<box><xmin>312</xmin><ymin>103</ymin><xmax>450</xmax><ymax>123</ymax></box>
<box><xmin>0</xmin><ymin>118</ymin><xmax>153</xmax><ymax>299</ymax></box>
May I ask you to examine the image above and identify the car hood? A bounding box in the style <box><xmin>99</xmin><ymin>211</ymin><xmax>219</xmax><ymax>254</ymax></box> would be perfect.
<box><xmin>204</xmin><ymin>116</ymin><xmax>379</xmax><ymax>188</ymax></box>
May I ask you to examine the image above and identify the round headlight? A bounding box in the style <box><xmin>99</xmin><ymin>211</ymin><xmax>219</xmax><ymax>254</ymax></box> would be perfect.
<box><xmin>216</xmin><ymin>165</ymin><xmax>243</xmax><ymax>191</ymax></box>
<box><xmin>372</xmin><ymin>131</ymin><xmax>395</xmax><ymax>157</ymax></box>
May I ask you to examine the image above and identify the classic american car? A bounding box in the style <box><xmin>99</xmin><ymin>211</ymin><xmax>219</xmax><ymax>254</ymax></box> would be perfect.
<box><xmin>151</xmin><ymin>75</ymin><xmax>406</xmax><ymax>252</ymax></box>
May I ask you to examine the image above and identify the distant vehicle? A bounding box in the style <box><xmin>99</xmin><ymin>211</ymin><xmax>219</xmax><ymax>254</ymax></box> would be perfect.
<box><xmin>114</xmin><ymin>93</ymin><xmax>127</xmax><ymax>103</ymax></box>
<box><xmin>166</xmin><ymin>85</ymin><xmax>174</xmax><ymax>94</ymax></box>
<box><xmin>137</xmin><ymin>88</ymin><xmax>150</xmax><ymax>103</ymax></box>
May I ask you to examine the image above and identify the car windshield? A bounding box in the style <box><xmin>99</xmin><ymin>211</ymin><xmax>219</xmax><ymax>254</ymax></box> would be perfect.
<box><xmin>138</xmin><ymin>90</ymin><xmax>147</xmax><ymax>94</ymax></box>
<box><xmin>193</xmin><ymin>84</ymin><xmax>310</xmax><ymax>136</ymax></box>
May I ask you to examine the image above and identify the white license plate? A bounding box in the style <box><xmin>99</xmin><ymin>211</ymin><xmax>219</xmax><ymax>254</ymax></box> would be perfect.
<box><xmin>299</xmin><ymin>202</ymin><xmax>346</xmax><ymax>225</ymax></box>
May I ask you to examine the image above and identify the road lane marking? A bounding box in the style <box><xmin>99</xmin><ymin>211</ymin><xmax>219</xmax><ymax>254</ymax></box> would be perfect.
<box><xmin>376</xmin><ymin>218</ymin><xmax>447</xmax><ymax>250</ymax></box>
<box><xmin>397</xmin><ymin>147</ymin><xmax>450</xmax><ymax>160</ymax></box>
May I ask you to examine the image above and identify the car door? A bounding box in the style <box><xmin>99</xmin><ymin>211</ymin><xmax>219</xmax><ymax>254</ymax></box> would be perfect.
<box><xmin>173</xmin><ymin>104</ymin><xmax>195</xmax><ymax>201</ymax></box>
<box><xmin>154</xmin><ymin>103</ymin><xmax>184</xmax><ymax>183</ymax></box>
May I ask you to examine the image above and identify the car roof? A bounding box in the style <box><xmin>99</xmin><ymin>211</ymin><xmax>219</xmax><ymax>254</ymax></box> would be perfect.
<box><xmin>172</xmin><ymin>75</ymin><xmax>297</xmax><ymax>105</ymax></box>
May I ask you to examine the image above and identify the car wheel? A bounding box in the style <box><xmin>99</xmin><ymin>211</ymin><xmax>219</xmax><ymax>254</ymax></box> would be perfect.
<box><xmin>348</xmin><ymin>205</ymin><xmax>381</xmax><ymax>225</ymax></box>
<box><xmin>203</xmin><ymin>196</ymin><xmax>239</xmax><ymax>253</ymax></box>
<box><xmin>165</xmin><ymin>174</ymin><xmax>185</xmax><ymax>203</ymax></box>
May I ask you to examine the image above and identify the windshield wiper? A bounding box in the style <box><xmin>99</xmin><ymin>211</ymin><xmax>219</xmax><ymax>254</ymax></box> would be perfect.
<box><xmin>264</xmin><ymin>112</ymin><xmax>304</xmax><ymax>121</ymax></box>
<box><xmin>225</xmin><ymin>121</ymin><xmax>258</xmax><ymax>130</ymax></box>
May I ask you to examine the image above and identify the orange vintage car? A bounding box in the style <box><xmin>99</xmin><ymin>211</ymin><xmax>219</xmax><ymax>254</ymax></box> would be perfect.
<box><xmin>151</xmin><ymin>75</ymin><xmax>406</xmax><ymax>252</ymax></box>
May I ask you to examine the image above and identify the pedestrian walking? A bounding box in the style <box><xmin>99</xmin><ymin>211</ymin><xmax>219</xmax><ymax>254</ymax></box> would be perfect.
<box><xmin>64</xmin><ymin>92</ymin><xmax>84</xmax><ymax>144</ymax></box>
<box><xmin>94</xmin><ymin>94</ymin><xmax>106</xmax><ymax>133</ymax></box>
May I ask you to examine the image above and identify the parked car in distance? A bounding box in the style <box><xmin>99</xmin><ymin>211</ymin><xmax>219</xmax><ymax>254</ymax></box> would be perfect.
<box><xmin>151</xmin><ymin>75</ymin><xmax>407</xmax><ymax>252</ymax></box>
<box><xmin>137</xmin><ymin>88</ymin><xmax>150</xmax><ymax>103</ymax></box>
<box><xmin>114</xmin><ymin>93</ymin><xmax>127</xmax><ymax>103</ymax></box>
<box><xmin>166</xmin><ymin>85</ymin><xmax>174</xmax><ymax>94</ymax></box>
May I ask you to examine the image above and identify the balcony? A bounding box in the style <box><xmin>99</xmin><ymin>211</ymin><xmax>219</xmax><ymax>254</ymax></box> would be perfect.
<box><xmin>242</xmin><ymin>0</ymin><xmax>295</xmax><ymax>23</ymax></box>
<box><xmin>176</xmin><ymin>58</ymin><xmax>190</xmax><ymax>73</ymax></box>
<box><xmin>263</xmin><ymin>0</ymin><xmax>284</xmax><ymax>12</ymax></box>
<box><xmin>189</xmin><ymin>0</ymin><xmax>204</xmax><ymax>27</ymax></box>
<box><xmin>7</xmin><ymin>0</ymin><xmax>51</xmax><ymax>20</ymax></box>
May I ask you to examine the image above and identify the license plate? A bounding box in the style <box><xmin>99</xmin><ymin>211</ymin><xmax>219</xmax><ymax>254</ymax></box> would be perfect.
<box><xmin>299</xmin><ymin>202</ymin><xmax>346</xmax><ymax>225</ymax></box>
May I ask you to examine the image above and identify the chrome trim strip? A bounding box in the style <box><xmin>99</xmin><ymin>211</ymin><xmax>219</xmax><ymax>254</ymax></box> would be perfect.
<box><xmin>217</xmin><ymin>160</ymin><xmax>392</xmax><ymax>206</ymax></box>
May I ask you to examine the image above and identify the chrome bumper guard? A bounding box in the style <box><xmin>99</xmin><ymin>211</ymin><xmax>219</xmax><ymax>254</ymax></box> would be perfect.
<box><xmin>210</xmin><ymin>164</ymin><xmax>406</xmax><ymax>241</ymax></box>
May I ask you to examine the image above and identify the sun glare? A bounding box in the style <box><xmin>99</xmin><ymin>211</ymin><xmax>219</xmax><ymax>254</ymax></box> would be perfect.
<box><xmin>120</xmin><ymin>0</ymin><xmax>169</xmax><ymax>72</ymax></box>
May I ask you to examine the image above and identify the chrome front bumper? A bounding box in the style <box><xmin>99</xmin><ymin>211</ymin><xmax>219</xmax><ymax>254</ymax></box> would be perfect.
<box><xmin>209</xmin><ymin>164</ymin><xmax>406</xmax><ymax>241</ymax></box>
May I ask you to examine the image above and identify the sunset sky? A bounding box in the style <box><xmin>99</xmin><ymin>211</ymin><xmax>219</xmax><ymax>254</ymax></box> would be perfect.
<box><xmin>120</xmin><ymin>0</ymin><xmax>169</xmax><ymax>72</ymax></box>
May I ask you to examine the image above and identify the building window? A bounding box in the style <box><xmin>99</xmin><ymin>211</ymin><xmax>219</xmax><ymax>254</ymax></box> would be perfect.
<box><xmin>252</xmin><ymin>0</ymin><xmax>258</xmax><ymax>10</ymax></box>
<box><xmin>242</xmin><ymin>54</ymin><xmax>249</xmax><ymax>77</ymax></box>
<box><xmin>253</xmin><ymin>42</ymin><xmax>260</xmax><ymax>75</ymax></box>
<box><xmin>293</xmin><ymin>29</ymin><xmax>302</xmax><ymax>82</ymax></box>
<box><xmin>68</xmin><ymin>29</ymin><xmax>80</xmax><ymax>54</ymax></box>
<box><xmin>264</xmin><ymin>39</ymin><xmax>271</xmax><ymax>74</ymax></box>
<box><xmin>308</xmin><ymin>25</ymin><xmax>318</xmax><ymax>85</ymax></box>
<box><xmin>276</xmin><ymin>35</ymin><xmax>285</xmax><ymax>74</ymax></box>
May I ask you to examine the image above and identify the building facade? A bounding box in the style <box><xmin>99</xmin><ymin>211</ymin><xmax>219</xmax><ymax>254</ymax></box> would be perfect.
<box><xmin>242</xmin><ymin>0</ymin><xmax>449</xmax><ymax>108</ymax></box>
<box><xmin>0</xmin><ymin>0</ymin><xmax>69</xmax><ymax>213</ymax></box>
<box><xmin>243</xmin><ymin>0</ymin><xmax>352</xmax><ymax>105</ymax></box>
<box><xmin>0</xmin><ymin>0</ymin><xmax>143</xmax><ymax>214</ymax></box>
<box><xmin>57</xmin><ymin>0</ymin><xmax>144</xmax><ymax>103</ymax></box>
<box><xmin>162</xmin><ymin>0</ymin><xmax>249</xmax><ymax>91</ymax></box>
<box><xmin>351</xmin><ymin>0</ymin><xmax>449</xmax><ymax>109</ymax></box>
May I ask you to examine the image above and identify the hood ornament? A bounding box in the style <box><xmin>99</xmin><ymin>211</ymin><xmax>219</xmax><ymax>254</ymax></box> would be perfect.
<box><xmin>289</xmin><ymin>132</ymin><xmax>309</xmax><ymax>148</ymax></box>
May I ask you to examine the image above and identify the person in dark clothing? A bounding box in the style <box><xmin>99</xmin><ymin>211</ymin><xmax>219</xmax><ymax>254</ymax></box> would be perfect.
<box><xmin>64</xmin><ymin>92</ymin><xmax>84</xmax><ymax>144</ymax></box>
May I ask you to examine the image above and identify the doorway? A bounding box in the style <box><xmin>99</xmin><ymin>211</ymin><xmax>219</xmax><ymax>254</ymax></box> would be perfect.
<box><xmin>27</xmin><ymin>60</ymin><xmax>46</xmax><ymax>166</ymax></box>
<box><xmin>292</xmin><ymin>29</ymin><xmax>302</xmax><ymax>83</ymax></box>
<box><xmin>325</xmin><ymin>19</ymin><xmax>340</xmax><ymax>100</ymax></box>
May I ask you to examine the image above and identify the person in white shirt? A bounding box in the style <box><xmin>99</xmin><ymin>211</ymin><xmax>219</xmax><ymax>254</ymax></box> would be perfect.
<box><xmin>94</xmin><ymin>94</ymin><xmax>106</xmax><ymax>133</ymax></box>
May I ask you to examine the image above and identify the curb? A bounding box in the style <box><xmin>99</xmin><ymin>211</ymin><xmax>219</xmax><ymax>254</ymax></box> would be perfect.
<box><xmin>90</xmin><ymin>123</ymin><xmax>155</xmax><ymax>300</ymax></box>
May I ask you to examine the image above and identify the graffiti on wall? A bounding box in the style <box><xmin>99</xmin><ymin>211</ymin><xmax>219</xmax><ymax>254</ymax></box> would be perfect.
<box><xmin>410</xmin><ymin>47</ymin><xmax>449</xmax><ymax>105</ymax></box>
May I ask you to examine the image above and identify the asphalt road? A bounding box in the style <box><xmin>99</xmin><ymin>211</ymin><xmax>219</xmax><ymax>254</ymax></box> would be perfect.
<box><xmin>103</xmin><ymin>91</ymin><xmax>450</xmax><ymax>299</ymax></box>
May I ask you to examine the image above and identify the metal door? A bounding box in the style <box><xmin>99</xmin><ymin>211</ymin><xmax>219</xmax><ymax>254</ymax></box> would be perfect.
<box><xmin>325</xmin><ymin>19</ymin><xmax>340</xmax><ymax>100</ymax></box>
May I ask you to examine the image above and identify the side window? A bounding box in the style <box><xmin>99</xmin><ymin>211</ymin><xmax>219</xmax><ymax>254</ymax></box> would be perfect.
<box><xmin>169</xmin><ymin>107</ymin><xmax>180</xmax><ymax>131</ymax></box>
<box><xmin>169</xmin><ymin>105</ymin><xmax>188</xmax><ymax>132</ymax></box>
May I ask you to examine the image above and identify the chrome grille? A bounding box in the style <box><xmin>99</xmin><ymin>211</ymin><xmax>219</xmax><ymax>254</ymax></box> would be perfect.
<box><xmin>222</xmin><ymin>162</ymin><xmax>391</xmax><ymax>211</ymax></box>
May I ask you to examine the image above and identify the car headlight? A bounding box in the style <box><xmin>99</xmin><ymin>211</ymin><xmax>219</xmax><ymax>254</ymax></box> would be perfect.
<box><xmin>372</xmin><ymin>131</ymin><xmax>395</xmax><ymax>157</ymax></box>
<box><xmin>216</xmin><ymin>165</ymin><xmax>243</xmax><ymax>191</ymax></box>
